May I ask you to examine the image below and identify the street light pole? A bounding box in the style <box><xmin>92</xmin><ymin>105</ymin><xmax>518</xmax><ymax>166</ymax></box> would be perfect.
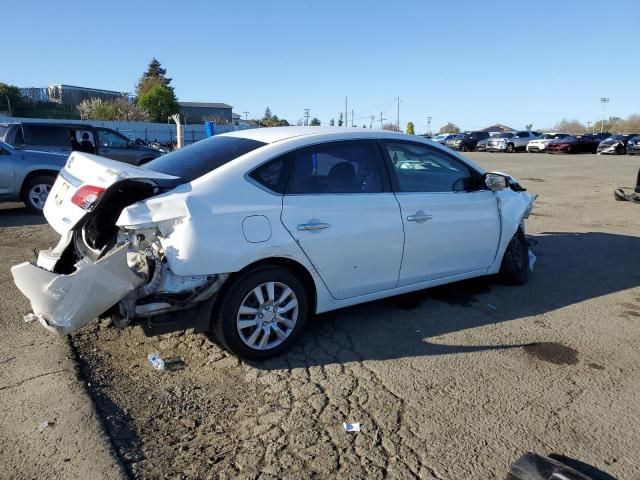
<box><xmin>427</xmin><ymin>116</ymin><xmax>432</xmax><ymax>136</ymax></box>
<box><xmin>600</xmin><ymin>97</ymin><xmax>609</xmax><ymax>133</ymax></box>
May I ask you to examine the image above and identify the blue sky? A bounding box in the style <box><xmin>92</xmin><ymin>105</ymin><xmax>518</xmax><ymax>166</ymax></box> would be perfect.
<box><xmin>4</xmin><ymin>0</ymin><xmax>639</xmax><ymax>132</ymax></box>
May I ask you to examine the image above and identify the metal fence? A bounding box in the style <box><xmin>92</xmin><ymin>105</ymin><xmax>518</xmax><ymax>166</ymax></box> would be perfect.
<box><xmin>0</xmin><ymin>116</ymin><xmax>251</xmax><ymax>144</ymax></box>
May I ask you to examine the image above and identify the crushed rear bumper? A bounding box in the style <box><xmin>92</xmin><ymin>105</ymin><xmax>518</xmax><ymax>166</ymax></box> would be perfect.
<box><xmin>11</xmin><ymin>244</ymin><xmax>142</xmax><ymax>334</ymax></box>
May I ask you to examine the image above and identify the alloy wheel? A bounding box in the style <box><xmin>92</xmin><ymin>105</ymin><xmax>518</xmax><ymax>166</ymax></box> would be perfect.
<box><xmin>28</xmin><ymin>183</ymin><xmax>51</xmax><ymax>210</ymax></box>
<box><xmin>236</xmin><ymin>281</ymin><xmax>298</xmax><ymax>350</ymax></box>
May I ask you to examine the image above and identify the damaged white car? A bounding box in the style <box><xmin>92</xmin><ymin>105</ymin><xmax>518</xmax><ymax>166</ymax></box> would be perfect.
<box><xmin>12</xmin><ymin>127</ymin><xmax>536</xmax><ymax>359</ymax></box>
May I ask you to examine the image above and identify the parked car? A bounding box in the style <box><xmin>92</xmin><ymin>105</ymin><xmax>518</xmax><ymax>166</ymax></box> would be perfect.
<box><xmin>11</xmin><ymin>127</ymin><xmax>536</xmax><ymax>360</ymax></box>
<box><xmin>0</xmin><ymin>122</ymin><xmax>162</xmax><ymax>166</ymax></box>
<box><xmin>591</xmin><ymin>132</ymin><xmax>611</xmax><ymax>142</ymax></box>
<box><xmin>487</xmin><ymin>131</ymin><xmax>541</xmax><ymax>153</ymax></box>
<box><xmin>444</xmin><ymin>131</ymin><xmax>490</xmax><ymax>152</ymax></box>
<box><xmin>475</xmin><ymin>137</ymin><xmax>490</xmax><ymax>152</ymax></box>
<box><xmin>430</xmin><ymin>133</ymin><xmax>458</xmax><ymax>145</ymax></box>
<box><xmin>546</xmin><ymin>135</ymin><xmax>600</xmax><ymax>153</ymax></box>
<box><xmin>0</xmin><ymin>140</ymin><xmax>68</xmax><ymax>212</ymax></box>
<box><xmin>526</xmin><ymin>133</ymin><xmax>570</xmax><ymax>153</ymax></box>
<box><xmin>596</xmin><ymin>134</ymin><xmax>639</xmax><ymax>155</ymax></box>
<box><xmin>627</xmin><ymin>135</ymin><xmax>640</xmax><ymax>155</ymax></box>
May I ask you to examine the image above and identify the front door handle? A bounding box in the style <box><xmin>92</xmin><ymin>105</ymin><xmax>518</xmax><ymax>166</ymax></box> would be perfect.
<box><xmin>297</xmin><ymin>222</ymin><xmax>331</xmax><ymax>231</ymax></box>
<box><xmin>407</xmin><ymin>212</ymin><xmax>433</xmax><ymax>223</ymax></box>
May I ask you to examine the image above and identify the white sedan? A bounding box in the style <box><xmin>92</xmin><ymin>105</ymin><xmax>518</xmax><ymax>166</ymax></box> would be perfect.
<box><xmin>12</xmin><ymin>127</ymin><xmax>536</xmax><ymax>359</ymax></box>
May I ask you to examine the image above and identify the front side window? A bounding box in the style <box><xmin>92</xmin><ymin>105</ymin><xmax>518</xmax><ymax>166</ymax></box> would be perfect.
<box><xmin>97</xmin><ymin>129</ymin><xmax>129</xmax><ymax>148</ymax></box>
<box><xmin>383</xmin><ymin>141</ymin><xmax>475</xmax><ymax>193</ymax></box>
<box><xmin>287</xmin><ymin>141</ymin><xmax>383</xmax><ymax>194</ymax></box>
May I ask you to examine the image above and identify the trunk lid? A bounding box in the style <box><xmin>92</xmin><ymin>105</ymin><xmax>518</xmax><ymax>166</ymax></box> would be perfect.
<box><xmin>45</xmin><ymin>152</ymin><xmax>179</xmax><ymax>235</ymax></box>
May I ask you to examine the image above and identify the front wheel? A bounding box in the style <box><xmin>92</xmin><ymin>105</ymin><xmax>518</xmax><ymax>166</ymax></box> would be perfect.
<box><xmin>22</xmin><ymin>175</ymin><xmax>55</xmax><ymax>213</ymax></box>
<box><xmin>506</xmin><ymin>143</ymin><xmax>515</xmax><ymax>153</ymax></box>
<box><xmin>211</xmin><ymin>266</ymin><xmax>309</xmax><ymax>360</ymax></box>
<box><xmin>498</xmin><ymin>229</ymin><xmax>530</xmax><ymax>285</ymax></box>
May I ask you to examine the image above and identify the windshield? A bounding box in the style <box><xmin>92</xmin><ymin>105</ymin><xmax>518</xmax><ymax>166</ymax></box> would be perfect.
<box><xmin>494</xmin><ymin>132</ymin><xmax>514</xmax><ymax>138</ymax></box>
<box><xmin>432</xmin><ymin>135</ymin><xmax>446</xmax><ymax>141</ymax></box>
<box><xmin>0</xmin><ymin>125</ymin><xmax>9</xmax><ymax>141</ymax></box>
<box><xmin>144</xmin><ymin>135</ymin><xmax>266</xmax><ymax>181</ymax></box>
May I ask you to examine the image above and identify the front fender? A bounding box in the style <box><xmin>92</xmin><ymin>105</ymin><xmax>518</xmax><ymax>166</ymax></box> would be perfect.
<box><xmin>489</xmin><ymin>189</ymin><xmax>536</xmax><ymax>273</ymax></box>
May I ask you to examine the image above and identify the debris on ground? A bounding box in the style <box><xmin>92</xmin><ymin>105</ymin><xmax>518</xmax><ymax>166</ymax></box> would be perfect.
<box><xmin>343</xmin><ymin>422</ymin><xmax>361</xmax><ymax>432</ymax></box>
<box><xmin>528</xmin><ymin>250</ymin><xmax>537</xmax><ymax>271</ymax></box>
<box><xmin>38</xmin><ymin>420</ymin><xmax>55</xmax><ymax>432</ymax></box>
<box><xmin>147</xmin><ymin>353</ymin><xmax>165</xmax><ymax>370</ymax></box>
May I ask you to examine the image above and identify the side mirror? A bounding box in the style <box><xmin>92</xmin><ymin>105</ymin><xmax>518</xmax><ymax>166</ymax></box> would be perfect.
<box><xmin>484</xmin><ymin>173</ymin><xmax>508</xmax><ymax>191</ymax></box>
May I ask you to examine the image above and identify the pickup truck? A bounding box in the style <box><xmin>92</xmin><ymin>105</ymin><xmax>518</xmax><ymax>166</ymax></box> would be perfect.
<box><xmin>0</xmin><ymin>122</ymin><xmax>162</xmax><ymax>166</ymax></box>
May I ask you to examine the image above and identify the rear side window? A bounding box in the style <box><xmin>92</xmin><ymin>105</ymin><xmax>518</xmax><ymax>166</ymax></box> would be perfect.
<box><xmin>144</xmin><ymin>135</ymin><xmax>266</xmax><ymax>182</ymax></box>
<box><xmin>287</xmin><ymin>141</ymin><xmax>383</xmax><ymax>194</ymax></box>
<box><xmin>248</xmin><ymin>153</ymin><xmax>293</xmax><ymax>194</ymax></box>
<box><xmin>383</xmin><ymin>141</ymin><xmax>475</xmax><ymax>193</ymax></box>
<box><xmin>23</xmin><ymin>125</ymin><xmax>70</xmax><ymax>147</ymax></box>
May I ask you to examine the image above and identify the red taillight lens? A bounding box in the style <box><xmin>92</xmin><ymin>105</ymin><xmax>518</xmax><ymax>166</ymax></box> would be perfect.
<box><xmin>71</xmin><ymin>185</ymin><xmax>106</xmax><ymax>210</ymax></box>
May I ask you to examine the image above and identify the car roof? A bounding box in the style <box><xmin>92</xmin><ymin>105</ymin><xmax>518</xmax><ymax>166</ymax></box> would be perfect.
<box><xmin>221</xmin><ymin>126</ymin><xmax>415</xmax><ymax>144</ymax></box>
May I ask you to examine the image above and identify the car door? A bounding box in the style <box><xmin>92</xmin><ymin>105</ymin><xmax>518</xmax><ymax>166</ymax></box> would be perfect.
<box><xmin>95</xmin><ymin>128</ymin><xmax>138</xmax><ymax>164</ymax></box>
<box><xmin>381</xmin><ymin>140</ymin><xmax>501</xmax><ymax>287</ymax></box>
<box><xmin>280</xmin><ymin>140</ymin><xmax>404</xmax><ymax>300</ymax></box>
<box><xmin>0</xmin><ymin>144</ymin><xmax>16</xmax><ymax>197</ymax></box>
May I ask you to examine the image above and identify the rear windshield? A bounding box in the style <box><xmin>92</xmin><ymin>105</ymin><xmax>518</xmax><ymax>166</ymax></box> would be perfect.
<box><xmin>144</xmin><ymin>136</ymin><xmax>267</xmax><ymax>181</ymax></box>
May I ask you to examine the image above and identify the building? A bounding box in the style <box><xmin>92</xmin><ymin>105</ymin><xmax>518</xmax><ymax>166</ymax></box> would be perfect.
<box><xmin>179</xmin><ymin>102</ymin><xmax>233</xmax><ymax>124</ymax></box>
<box><xmin>46</xmin><ymin>84</ymin><xmax>126</xmax><ymax>106</ymax></box>
<box><xmin>479</xmin><ymin>124</ymin><xmax>515</xmax><ymax>135</ymax></box>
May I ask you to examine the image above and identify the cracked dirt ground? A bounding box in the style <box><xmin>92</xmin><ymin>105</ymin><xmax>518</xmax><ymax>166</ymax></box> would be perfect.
<box><xmin>3</xmin><ymin>153</ymin><xmax>640</xmax><ymax>479</ymax></box>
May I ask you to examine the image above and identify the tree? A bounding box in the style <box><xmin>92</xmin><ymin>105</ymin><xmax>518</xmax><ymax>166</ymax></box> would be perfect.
<box><xmin>78</xmin><ymin>97</ymin><xmax>149</xmax><ymax>121</ymax></box>
<box><xmin>0</xmin><ymin>83</ymin><xmax>23</xmax><ymax>115</ymax></box>
<box><xmin>383</xmin><ymin>123</ymin><xmax>399</xmax><ymax>132</ymax></box>
<box><xmin>258</xmin><ymin>108</ymin><xmax>289</xmax><ymax>127</ymax></box>
<box><xmin>137</xmin><ymin>83</ymin><xmax>180</xmax><ymax>122</ymax></box>
<box><xmin>309</xmin><ymin>117</ymin><xmax>321</xmax><ymax>126</ymax></box>
<box><xmin>406</xmin><ymin>122</ymin><xmax>415</xmax><ymax>135</ymax></box>
<box><xmin>525</xmin><ymin>124</ymin><xmax>533</xmax><ymax>131</ymax></box>
<box><xmin>264</xmin><ymin>107</ymin><xmax>273</xmax><ymax>121</ymax></box>
<box><xmin>439</xmin><ymin>122</ymin><xmax>460</xmax><ymax>134</ymax></box>
<box><xmin>136</xmin><ymin>58</ymin><xmax>173</xmax><ymax>97</ymax></box>
<box><xmin>553</xmin><ymin>119</ymin><xmax>586</xmax><ymax>135</ymax></box>
<box><xmin>329</xmin><ymin>118</ymin><xmax>335</xmax><ymax>126</ymax></box>
<box><xmin>338</xmin><ymin>113</ymin><xmax>344</xmax><ymax>127</ymax></box>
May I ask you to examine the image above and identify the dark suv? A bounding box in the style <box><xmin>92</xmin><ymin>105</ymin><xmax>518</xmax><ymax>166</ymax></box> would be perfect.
<box><xmin>0</xmin><ymin>122</ymin><xmax>162</xmax><ymax>166</ymax></box>
<box><xmin>444</xmin><ymin>131</ymin><xmax>490</xmax><ymax>152</ymax></box>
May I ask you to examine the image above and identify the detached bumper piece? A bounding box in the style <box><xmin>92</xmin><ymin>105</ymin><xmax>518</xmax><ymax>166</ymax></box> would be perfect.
<box><xmin>507</xmin><ymin>452</ymin><xmax>597</xmax><ymax>480</ymax></box>
<box><xmin>11</xmin><ymin>244</ymin><xmax>142</xmax><ymax>334</ymax></box>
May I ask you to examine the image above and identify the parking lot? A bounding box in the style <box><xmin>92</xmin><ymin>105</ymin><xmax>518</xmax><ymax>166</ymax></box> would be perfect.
<box><xmin>2</xmin><ymin>152</ymin><xmax>640</xmax><ymax>479</ymax></box>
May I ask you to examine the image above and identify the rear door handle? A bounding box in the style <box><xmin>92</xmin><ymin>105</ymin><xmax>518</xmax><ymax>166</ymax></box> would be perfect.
<box><xmin>407</xmin><ymin>212</ymin><xmax>433</xmax><ymax>223</ymax></box>
<box><xmin>297</xmin><ymin>222</ymin><xmax>331</xmax><ymax>231</ymax></box>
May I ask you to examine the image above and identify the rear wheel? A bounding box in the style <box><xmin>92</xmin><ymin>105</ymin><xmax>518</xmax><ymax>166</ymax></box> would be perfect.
<box><xmin>211</xmin><ymin>266</ymin><xmax>309</xmax><ymax>360</ymax></box>
<box><xmin>498</xmin><ymin>229</ymin><xmax>530</xmax><ymax>285</ymax></box>
<box><xmin>22</xmin><ymin>175</ymin><xmax>55</xmax><ymax>213</ymax></box>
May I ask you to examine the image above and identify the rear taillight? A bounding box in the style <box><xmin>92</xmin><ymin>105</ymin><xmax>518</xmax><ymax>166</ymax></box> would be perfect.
<box><xmin>71</xmin><ymin>185</ymin><xmax>106</xmax><ymax>210</ymax></box>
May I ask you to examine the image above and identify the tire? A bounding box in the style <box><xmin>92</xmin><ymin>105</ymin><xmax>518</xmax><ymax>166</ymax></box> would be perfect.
<box><xmin>211</xmin><ymin>266</ymin><xmax>309</xmax><ymax>360</ymax></box>
<box><xmin>22</xmin><ymin>175</ymin><xmax>56</xmax><ymax>213</ymax></box>
<box><xmin>506</xmin><ymin>143</ymin><xmax>515</xmax><ymax>153</ymax></box>
<box><xmin>498</xmin><ymin>229</ymin><xmax>530</xmax><ymax>285</ymax></box>
<box><xmin>461</xmin><ymin>145</ymin><xmax>469</xmax><ymax>152</ymax></box>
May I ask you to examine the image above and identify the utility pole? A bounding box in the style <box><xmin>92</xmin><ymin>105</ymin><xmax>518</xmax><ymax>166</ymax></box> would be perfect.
<box><xmin>600</xmin><ymin>97</ymin><xmax>609</xmax><ymax>133</ymax></box>
<box><xmin>586</xmin><ymin>121</ymin><xmax>592</xmax><ymax>133</ymax></box>
<box><xmin>427</xmin><ymin>116</ymin><xmax>432</xmax><ymax>136</ymax></box>
<box><xmin>396</xmin><ymin>96</ymin><xmax>400</xmax><ymax>132</ymax></box>
<box><xmin>351</xmin><ymin>110</ymin><xmax>354</xmax><ymax>128</ymax></box>
<box><xmin>345</xmin><ymin>97</ymin><xmax>348</xmax><ymax>128</ymax></box>
<box><xmin>243</xmin><ymin>111</ymin><xmax>249</xmax><ymax>120</ymax></box>
<box><xmin>379</xmin><ymin>112</ymin><xmax>387</xmax><ymax>129</ymax></box>
<box><xmin>303</xmin><ymin>108</ymin><xmax>310</xmax><ymax>126</ymax></box>
<box><xmin>370</xmin><ymin>115</ymin><xmax>374</xmax><ymax>129</ymax></box>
